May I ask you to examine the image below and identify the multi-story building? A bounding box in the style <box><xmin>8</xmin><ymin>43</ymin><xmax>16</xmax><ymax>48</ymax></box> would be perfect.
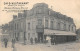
<box><xmin>9</xmin><ymin>3</ymin><xmax>76</xmax><ymax>44</ymax></box>
<box><xmin>1</xmin><ymin>24</ymin><xmax>10</xmax><ymax>41</ymax></box>
<box><xmin>76</xmin><ymin>28</ymin><xmax>80</xmax><ymax>42</ymax></box>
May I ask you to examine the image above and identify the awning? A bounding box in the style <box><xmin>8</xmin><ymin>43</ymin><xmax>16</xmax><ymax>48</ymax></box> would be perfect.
<box><xmin>44</xmin><ymin>29</ymin><xmax>76</xmax><ymax>36</ymax></box>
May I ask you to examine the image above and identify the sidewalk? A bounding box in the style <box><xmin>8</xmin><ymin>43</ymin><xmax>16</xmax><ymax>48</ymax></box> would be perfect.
<box><xmin>15</xmin><ymin>42</ymin><xmax>80</xmax><ymax>51</ymax></box>
<box><xmin>0</xmin><ymin>42</ymin><xmax>80</xmax><ymax>51</ymax></box>
<box><xmin>0</xmin><ymin>42</ymin><xmax>12</xmax><ymax>51</ymax></box>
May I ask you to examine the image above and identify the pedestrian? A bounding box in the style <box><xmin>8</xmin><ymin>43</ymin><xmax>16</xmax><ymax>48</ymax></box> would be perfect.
<box><xmin>35</xmin><ymin>38</ymin><xmax>37</xmax><ymax>44</ymax></box>
<box><xmin>53</xmin><ymin>38</ymin><xmax>56</xmax><ymax>45</ymax></box>
<box><xmin>48</xmin><ymin>37</ymin><xmax>51</xmax><ymax>47</ymax></box>
<box><xmin>51</xmin><ymin>38</ymin><xmax>55</xmax><ymax>45</ymax></box>
<box><xmin>46</xmin><ymin>36</ymin><xmax>51</xmax><ymax>47</ymax></box>
<box><xmin>12</xmin><ymin>39</ymin><xmax>16</xmax><ymax>48</ymax></box>
<box><xmin>4</xmin><ymin>38</ymin><xmax>8</xmax><ymax>48</ymax></box>
<box><xmin>30</xmin><ymin>38</ymin><xmax>33</xmax><ymax>45</ymax></box>
<box><xmin>24</xmin><ymin>37</ymin><xmax>27</xmax><ymax>45</ymax></box>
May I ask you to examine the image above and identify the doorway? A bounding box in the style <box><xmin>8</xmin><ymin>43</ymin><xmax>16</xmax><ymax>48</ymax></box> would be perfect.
<box><xmin>37</xmin><ymin>32</ymin><xmax>43</xmax><ymax>43</ymax></box>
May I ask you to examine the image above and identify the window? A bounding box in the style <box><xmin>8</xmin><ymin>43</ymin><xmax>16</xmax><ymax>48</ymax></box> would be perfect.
<box><xmin>33</xmin><ymin>33</ymin><xmax>35</xmax><ymax>38</ymax></box>
<box><xmin>49</xmin><ymin>11</ymin><xmax>51</xmax><ymax>15</ymax></box>
<box><xmin>28</xmin><ymin>23</ymin><xmax>30</xmax><ymax>30</ymax></box>
<box><xmin>50</xmin><ymin>21</ymin><xmax>53</xmax><ymax>29</ymax></box>
<box><xmin>57</xmin><ymin>23</ymin><xmax>60</xmax><ymax>30</ymax></box>
<box><xmin>45</xmin><ymin>20</ymin><xmax>48</xmax><ymax>28</ymax></box>
<box><xmin>36</xmin><ymin>9</ymin><xmax>42</xmax><ymax>14</ymax></box>
<box><xmin>17</xmin><ymin>23</ymin><xmax>18</xmax><ymax>30</ymax></box>
<box><xmin>72</xmin><ymin>26</ymin><xmax>74</xmax><ymax>31</ymax></box>
<box><xmin>15</xmin><ymin>33</ymin><xmax>16</xmax><ymax>38</ymax></box>
<box><xmin>73</xmin><ymin>26</ymin><xmax>75</xmax><ymax>32</ymax></box>
<box><xmin>64</xmin><ymin>24</ymin><xmax>66</xmax><ymax>31</ymax></box>
<box><xmin>38</xmin><ymin>19</ymin><xmax>42</xmax><ymax>25</ymax></box>
<box><xmin>38</xmin><ymin>9</ymin><xmax>42</xmax><ymax>14</ymax></box>
<box><xmin>21</xmin><ymin>22</ymin><xmax>23</xmax><ymax>29</ymax></box>
<box><xmin>69</xmin><ymin>25</ymin><xmax>70</xmax><ymax>31</ymax></box>
<box><xmin>61</xmin><ymin>23</ymin><xmax>64</xmax><ymax>30</ymax></box>
<box><xmin>15</xmin><ymin>23</ymin><xmax>16</xmax><ymax>30</ymax></box>
<box><xmin>32</xmin><ymin>21</ymin><xmax>35</xmax><ymax>29</ymax></box>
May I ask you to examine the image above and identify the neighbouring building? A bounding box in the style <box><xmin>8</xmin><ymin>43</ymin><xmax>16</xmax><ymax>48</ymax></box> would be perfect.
<box><xmin>1</xmin><ymin>24</ymin><xmax>10</xmax><ymax>41</ymax></box>
<box><xmin>76</xmin><ymin>28</ymin><xmax>80</xmax><ymax>42</ymax></box>
<box><xmin>9</xmin><ymin>3</ymin><xmax>76</xmax><ymax>44</ymax></box>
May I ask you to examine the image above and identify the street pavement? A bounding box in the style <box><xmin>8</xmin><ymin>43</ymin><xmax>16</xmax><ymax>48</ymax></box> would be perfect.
<box><xmin>0</xmin><ymin>42</ymin><xmax>80</xmax><ymax>51</ymax></box>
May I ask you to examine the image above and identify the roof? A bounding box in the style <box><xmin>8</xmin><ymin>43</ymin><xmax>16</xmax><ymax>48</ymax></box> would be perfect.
<box><xmin>44</xmin><ymin>29</ymin><xmax>76</xmax><ymax>36</ymax></box>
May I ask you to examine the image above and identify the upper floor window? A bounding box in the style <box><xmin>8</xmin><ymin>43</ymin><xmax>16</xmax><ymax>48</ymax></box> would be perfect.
<box><xmin>32</xmin><ymin>21</ymin><xmax>35</xmax><ymax>30</ymax></box>
<box><xmin>69</xmin><ymin>25</ymin><xmax>70</xmax><ymax>31</ymax></box>
<box><xmin>21</xmin><ymin>22</ymin><xmax>23</xmax><ymax>29</ymax></box>
<box><xmin>15</xmin><ymin>23</ymin><xmax>16</xmax><ymax>30</ymax></box>
<box><xmin>38</xmin><ymin>19</ymin><xmax>42</xmax><ymax>25</ymax></box>
<box><xmin>45</xmin><ymin>20</ymin><xmax>48</xmax><ymax>28</ymax></box>
<box><xmin>72</xmin><ymin>26</ymin><xmax>75</xmax><ymax>32</ymax></box>
<box><xmin>17</xmin><ymin>23</ymin><xmax>18</xmax><ymax>30</ymax></box>
<box><xmin>28</xmin><ymin>23</ymin><xmax>30</xmax><ymax>30</ymax></box>
<box><xmin>50</xmin><ymin>21</ymin><xmax>53</xmax><ymax>29</ymax></box>
<box><xmin>72</xmin><ymin>26</ymin><xmax>73</xmax><ymax>31</ymax></box>
<box><xmin>36</xmin><ymin>9</ymin><xmax>42</xmax><ymax>14</ymax></box>
<box><xmin>64</xmin><ymin>24</ymin><xmax>66</xmax><ymax>31</ymax></box>
<box><xmin>57</xmin><ymin>23</ymin><xmax>60</xmax><ymax>30</ymax></box>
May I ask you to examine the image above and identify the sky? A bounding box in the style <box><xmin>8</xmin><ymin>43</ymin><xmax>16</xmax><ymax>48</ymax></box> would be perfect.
<box><xmin>0</xmin><ymin>0</ymin><xmax>80</xmax><ymax>29</ymax></box>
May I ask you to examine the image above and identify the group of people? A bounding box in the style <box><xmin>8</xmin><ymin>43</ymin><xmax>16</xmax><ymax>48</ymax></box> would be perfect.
<box><xmin>3</xmin><ymin>38</ymin><xmax>16</xmax><ymax>48</ymax></box>
<box><xmin>45</xmin><ymin>36</ymin><xmax>56</xmax><ymax>47</ymax></box>
<box><xmin>30</xmin><ymin>38</ymin><xmax>38</xmax><ymax>44</ymax></box>
<box><xmin>3</xmin><ymin>37</ymin><xmax>55</xmax><ymax>48</ymax></box>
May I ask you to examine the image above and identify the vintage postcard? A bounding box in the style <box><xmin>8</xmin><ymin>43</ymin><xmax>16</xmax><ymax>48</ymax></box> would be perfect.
<box><xmin>0</xmin><ymin>0</ymin><xmax>80</xmax><ymax>51</ymax></box>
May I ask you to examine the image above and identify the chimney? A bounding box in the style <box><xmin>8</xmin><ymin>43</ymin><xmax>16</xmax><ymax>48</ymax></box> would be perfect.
<box><xmin>13</xmin><ymin>15</ymin><xmax>17</xmax><ymax>19</ymax></box>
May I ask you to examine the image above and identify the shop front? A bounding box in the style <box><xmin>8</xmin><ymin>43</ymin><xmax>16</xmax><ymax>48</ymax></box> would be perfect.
<box><xmin>44</xmin><ymin>29</ymin><xmax>76</xmax><ymax>44</ymax></box>
<box><xmin>36</xmin><ymin>25</ymin><xmax>44</xmax><ymax>43</ymax></box>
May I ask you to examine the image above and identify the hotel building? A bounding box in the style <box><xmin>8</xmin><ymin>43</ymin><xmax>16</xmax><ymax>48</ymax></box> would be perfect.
<box><xmin>9</xmin><ymin>3</ymin><xmax>76</xmax><ymax>44</ymax></box>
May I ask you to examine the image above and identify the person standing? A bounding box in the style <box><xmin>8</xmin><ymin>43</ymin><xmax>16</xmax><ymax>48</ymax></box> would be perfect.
<box><xmin>35</xmin><ymin>38</ymin><xmax>37</xmax><ymax>44</ymax></box>
<box><xmin>51</xmin><ymin>38</ymin><xmax>53</xmax><ymax>45</ymax></box>
<box><xmin>4</xmin><ymin>38</ymin><xmax>8</xmax><ymax>48</ymax></box>
<box><xmin>46</xmin><ymin>36</ymin><xmax>51</xmax><ymax>47</ymax></box>
<box><xmin>12</xmin><ymin>39</ymin><xmax>16</xmax><ymax>48</ymax></box>
<box><xmin>30</xmin><ymin>38</ymin><xmax>33</xmax><ymax>45</ymax></box>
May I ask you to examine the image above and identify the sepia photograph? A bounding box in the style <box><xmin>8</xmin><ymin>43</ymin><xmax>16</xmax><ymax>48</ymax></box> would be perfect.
<box><xmin>0</xmin><ymin>0</ymin><xmax>80</xmax><ymax>51</ymax></box>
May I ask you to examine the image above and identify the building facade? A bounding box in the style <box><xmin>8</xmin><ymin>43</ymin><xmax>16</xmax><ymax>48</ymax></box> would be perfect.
<box><xmin>9</xmin><ymin>3</ymin><xmax>76</xmax><ymax>44</ymax></box>
<box><xmin>76</xmin><ymin>28</ymin><xmax>80</xmax><ymax>42</ymax></box>
<box><xmin>1</xmin><ymin>24</ymin><xmax>10</xmax><ymax>41</ymax></box>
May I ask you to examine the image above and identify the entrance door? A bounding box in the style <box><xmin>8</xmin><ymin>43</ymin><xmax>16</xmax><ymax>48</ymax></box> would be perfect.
<box><xmin>38</xmin><ymin>32</ymin><xmax>43</xmax><ymax>43</ymax></box>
